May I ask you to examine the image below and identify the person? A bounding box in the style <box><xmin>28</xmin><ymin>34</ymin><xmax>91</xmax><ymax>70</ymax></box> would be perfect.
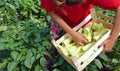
<box><xmin>40</xmin><ymin>0</ymin><xmax>120</xmax><ymax>52</ymax></box>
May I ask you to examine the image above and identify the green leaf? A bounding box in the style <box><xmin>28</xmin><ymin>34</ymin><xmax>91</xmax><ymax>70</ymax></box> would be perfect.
<box><xmin>31</xmin><ymin>56</ymin><xmax>36</xmax><ymax>67</ymax></box>
<box><xmin>24</xmin><ymin>58</ymin><xmax>31</xmax><ymax>69</ymax></box>
<box><xmin>99</xmin><ymin>53</ymin><xmax>110</xmax><ymax>62</ymax></box>
<box><xmin>7</xmin><ymin>62</ymin><xmax>18</xmax><ymax>71</ymax></box>
<box><xmin>112</xmin><ymin>58</ymin><xmax>119</xmax><ymax>63</ymax></box>
<box><xmin>20</xmin><ymin>56</ymin><xmax>26</xmax><ymax>62</ymax></box>
<box><xmin>22</xmin><ymin>36</ymin><xmax>29</xmax><ymax>43</ymax></box>
<box><xmin>52</xmin><ymin>57</ymin><xmax>64</xmax><ymax>67</ymax></box>
<box><xmin>26</xmin><ymin>50</ymin><xmax>33</xmax><ymax>59</ymax></box>
<box><xmin>0</xmin><ymin>26</ymin><xmax>7</xmax><ymax>31</ymax></box>
<box><xmin>24</xmin><ymin>56</ymin><xmax>36</xmax><ymax>69</ymax></box>
<box><xmin>21</xmin><ymin>65</ymin><xmax>27</xmax><ymax>71</ymax></box>
<box><xmin>0</xmin><ymin>43</ymin><xmax>5</xmax><ymax>50</ymax></box>
<box><xmin>103</xmin><ymin>63</ymin><xmax>111</xmax><ymax>68</ymax></box>
<box><xmin>40</xmin><ymin>57</ymin><xmax>46</xmax><ymax>68</ymax></box>
<box><xmin>11</xmin><ymin>51</ymin><xmax>19</xmax><ymax>61</ymax></box>
<box><xmin>42</xmin><ymin>40</ymin><xmax>52</xmax><ymax>47</ymax></box>
<box><xmin>36</xmin><ymin>54</ymin><xmax>41</xmax><ymax>59</ymax></box>
<box><xmin>34</xmin><ymin>64</ymin><xmax>42</xmax><ymax>71</ymax></box>
<box><xmin>53</xmin><ymin>68</ymin><xmax>60</xmax><ymax>71</ymax></box>
<box><xmin>0</xmin><ymin>62</ymin><xmax>7</xmax><ymax>70</ymax></box>
<box><xmin>94</xmin><ymin>59</ymin><xmax>103</xmax><ymax>69</ymax></box>
<box><xmin>47</xmin><ymin>16</ymin><xmax>51</xmax><ymax>22</ymax></box>
<box><xmin>87</xmin><ymin>64</ymin><xmax>98</xmax><ymax>71</ymax></box>
<box><xmin>6</xmin><ymin>3</ymin><xmax>16</xmax><ymax>12</ymax></box>
<box><xmin>31</xmin><ymin>7</ymin><xmax>39</xmax><ymax>13</ymax></box>
<box><xmin>31</xmin><ymin>48</ymin><xmax>37</xmax><ymax>54</ymax></box>
<box><xmin>16</xmin><ymin>54</ymin><xmax>22</xmax><ymax>61</ymax></box>
<box><xmin>42</xmin><ymin>51</ymin><xmax>50</xmax><ymax>57</ymax></box>
<box><xmin>115</xmin><ymin>68</ymin><xmax>120</xmax><ymax>71</ymax></box>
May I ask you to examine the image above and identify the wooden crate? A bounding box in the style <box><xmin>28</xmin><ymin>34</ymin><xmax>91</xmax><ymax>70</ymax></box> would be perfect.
<box><xmin>51</xmin><ymin>8</ymin><xmax>114</xmax><ymax>71</ymax></box>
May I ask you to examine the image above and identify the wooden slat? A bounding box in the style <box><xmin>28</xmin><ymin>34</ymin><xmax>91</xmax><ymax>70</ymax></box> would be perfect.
<box><xmin>78</xmin><ymin>46</ymin><xmax>104</xmax><ymax>71</ymax></box>
<box><xmin>56</xmin><ymin>34</ymin><xmax>69</xmax><ymax>44</ymax></box>
<box><xmin>73</xmin><ymin>14</ymin><xmax>92</xmax><ymax>31</ymax></box>
<box><xmin>96</xmin><ymin>19</ymin><xmax>113</xmax><ymax>29</ymax></box>
<box><xmin>96</xmin><ymin>12</ymin><xmax>115</xmax><ymax>22</ymax></box>
<box><xmin>90</xmin><ymin>8</ymin><xmax>97</xmax><ymax>23</ymax></box>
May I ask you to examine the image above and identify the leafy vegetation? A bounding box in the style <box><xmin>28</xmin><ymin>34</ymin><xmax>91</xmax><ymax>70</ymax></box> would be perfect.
<box><xmin>0</xmin><ymin>0</ymin><xmax>53</xmax><ymax>71</ymax></box>
<box><xmin>0</xmin><ymin>0</ymin><xmax>120</xmax><ymax>71</ymax></box>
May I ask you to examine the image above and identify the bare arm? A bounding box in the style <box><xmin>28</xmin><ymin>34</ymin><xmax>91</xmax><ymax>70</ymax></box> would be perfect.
<box><xmin>110</xmin><ymin>6</ymin><xmax>120</xmax><ymax>41</ymax></box>
<box><xmin>49</xmin><ymin>11</ymin><xmax>88</xmax><ymax>45</ymax></box>
<box><xmin>101</xmin><ymin>6</ymin><xmax>120</xmax><ymax>52</ymax></box>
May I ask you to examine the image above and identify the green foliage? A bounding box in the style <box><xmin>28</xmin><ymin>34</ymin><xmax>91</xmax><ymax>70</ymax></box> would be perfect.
<box><xmin>94</xmin><ymin>7</ymin><xmax>116</xmax><ymax>24</ymax></box>
<box><xmin>94</xmin><ymin>7</ymin><xmax>116</xmax><ymax>18</ymax></box>
<box><xmin>0</xmin><ymin>0</ymin><xmax>52</xmax><ymax>71</ymax></box>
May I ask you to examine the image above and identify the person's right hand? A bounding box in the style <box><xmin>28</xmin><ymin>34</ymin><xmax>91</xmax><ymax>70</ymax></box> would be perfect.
<box><xmin>71</xmin><ymin>31</ymin><xmax>89</xmax><ymax>45</ymax></box>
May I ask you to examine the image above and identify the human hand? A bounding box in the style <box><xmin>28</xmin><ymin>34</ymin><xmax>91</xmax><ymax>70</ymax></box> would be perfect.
<box><xmin>100</xmin><ymin>37</ymin><xmax>116</xmax><ymax>53</ymax></box>
<box><xmin>71</xmin><ymin>31</ymin><xmax>89</xmax><ymax>45</ymax></box>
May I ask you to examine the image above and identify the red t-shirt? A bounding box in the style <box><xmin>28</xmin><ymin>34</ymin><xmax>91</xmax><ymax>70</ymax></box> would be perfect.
<box><xmin>41</xmin><ymin>0</ymin><xmax>120</xmax><ymax>28</ymax></box>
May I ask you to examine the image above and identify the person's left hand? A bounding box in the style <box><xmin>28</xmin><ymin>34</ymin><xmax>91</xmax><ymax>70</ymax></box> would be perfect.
<box><xmin>100</xmin><ymin>37</ymin><xmax>116</xmax><ymax>53</ymax></box>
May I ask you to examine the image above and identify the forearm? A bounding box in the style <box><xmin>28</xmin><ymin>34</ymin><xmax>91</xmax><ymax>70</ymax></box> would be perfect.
<box><xmin>110</xmin><ymin>6</ymin><xmax>120</xmax><ymax>41</ymax></box>
<box><xmin>49</xmin><ymin>12</ymin><xmax>75</xmax><ymax>36</ymax></box>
